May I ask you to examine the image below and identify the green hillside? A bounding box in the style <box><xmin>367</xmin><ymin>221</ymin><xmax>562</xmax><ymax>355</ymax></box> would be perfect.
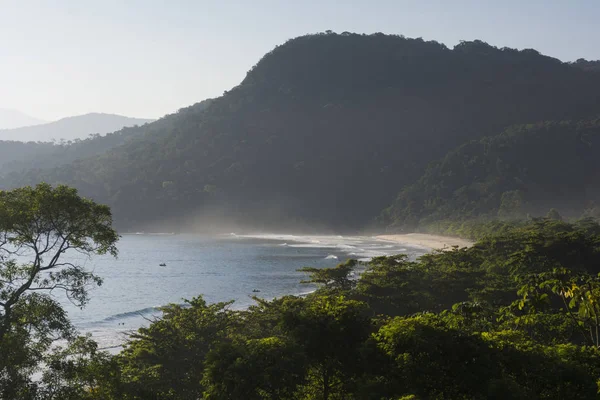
<box><xmin>4</xmin><ymin>32</ymin><xmax>600</xmax><ymax>231</ymax></box>
<box><xmin>381</xmin><ymin>119</ymin><xmax>600</xmax><ymax>230</ymax></box>
<box><xmin>0</xmin><ymin>126</ymin><xmax>145</xmax><ymax>176</ymax></box>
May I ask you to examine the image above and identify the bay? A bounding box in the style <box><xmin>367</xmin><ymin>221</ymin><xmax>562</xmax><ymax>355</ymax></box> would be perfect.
<box><xmin>57</xmin><ymin>233</ymin><xmax>429</xmax><ymax>349</ymax></box>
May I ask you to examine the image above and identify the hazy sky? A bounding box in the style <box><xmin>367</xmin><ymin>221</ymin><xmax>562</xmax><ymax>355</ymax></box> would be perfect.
<box><xmin>1</xmin><ymin>0</ymin><xmax>598</xmax><ymax>121</ymax></box>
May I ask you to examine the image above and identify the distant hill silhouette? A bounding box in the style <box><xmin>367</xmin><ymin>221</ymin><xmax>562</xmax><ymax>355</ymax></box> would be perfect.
<box><xmin>0</xmin><ymin>108</ymin><xmax>46</xmax><ymax>129</ymax></box>
<box><xmin>0</xmin><ymin>113</ymin><xmax>154</xmax><ymax>142</ymax></box>
<box><xmin>2</xmin><ymin>32</ymin><xmax>600</xmax><ymax>231</ymax></box>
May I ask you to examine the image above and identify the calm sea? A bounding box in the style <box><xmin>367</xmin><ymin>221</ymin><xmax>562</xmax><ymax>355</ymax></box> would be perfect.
<box><xmin>58</xmin><ymin>233</ymin><xmax>428</xmax><ymax>350</ymax></box>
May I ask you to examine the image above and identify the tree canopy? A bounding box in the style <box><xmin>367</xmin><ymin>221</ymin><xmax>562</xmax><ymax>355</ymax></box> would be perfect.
<box><xmin>52</xmin><ymin>218</ymin><xmax>600</xmax><ymax>399</ymax></box>
<box><xmin>2</xmin><ymin>186</ymin><xmax>600</xmax><ymax>398</ymax></box>
<box><xmin>0</xmin><ymin>183</ymin><xmax>119</xmax><ymax>398</ymax></box>
<box><xmin>381</xmin><ymin>119</ymin><xmax>600</xmax><ymax>230</ymax></box>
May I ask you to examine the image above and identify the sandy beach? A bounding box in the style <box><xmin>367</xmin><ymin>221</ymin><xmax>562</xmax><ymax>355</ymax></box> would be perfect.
<box><xmin>375</xmin><ymin>233</ymin><xmax>473</xmax><ymax>250</ymax></box>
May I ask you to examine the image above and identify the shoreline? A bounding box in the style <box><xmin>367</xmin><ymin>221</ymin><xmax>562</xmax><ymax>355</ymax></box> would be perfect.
<box><xmin>82</xmin><ymin>233</ymin><xmax>439</xmax><ymax>353</ymax></box>
<box><xmin>375</xmin><ymin>233</ymin><xmax>473</xmax><ymax>250</ymax></box>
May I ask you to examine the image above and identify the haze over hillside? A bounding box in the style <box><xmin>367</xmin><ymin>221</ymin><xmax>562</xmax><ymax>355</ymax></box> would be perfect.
<box><xmin>0</xmin><ymin>124</ymin><xmax>152</xmax><ymax>179</ymax></box>
<box><xmin>0</xmin><ymin>113</ymin><xmax>154</xmax><ymax>142</ymax></box>
<box><xmin>2</xmin><ymin>32</ymin><xmax>600</xmax><ymax>232</ymax></box>
<box><xmin>0</xmin><ymin>108</ymin><xmax>46</xmax><ymax>129</ymax></box>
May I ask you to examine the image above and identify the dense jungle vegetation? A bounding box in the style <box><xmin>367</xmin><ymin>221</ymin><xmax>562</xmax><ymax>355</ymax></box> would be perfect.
<box><xmin>2</xmin><ymin>32</ymin><xmax>600</xmax><ymax>230</ymax></box>
<box><xmin>0</xmin><ymin>127</ymin><xmax>144</xmax><ymax>176</ymax></box>
<box><xmin>3</xmin><ymin>31</ymin><xmax>600</xmax><ymax>397</ymax></box>
<box><xmin>381</xmin><ymin>119</ymin><xmax>600</xmax><ymax>230</ymax></box>
<box><xmin>4</xmin><ymin>196</ymin><xmax>600</xmax><ymax>399</ymax></box>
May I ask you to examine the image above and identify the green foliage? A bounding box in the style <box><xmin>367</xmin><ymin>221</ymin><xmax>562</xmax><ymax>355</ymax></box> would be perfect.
<box><xmin>355</xmin><ymin>254</ymin><xmax>433</xmax><ymax>315</ymax></box>
<box><xmin>203</xmin><ymin>337</ymin><xmax>307</xmax><ymax>400</ymax></box>
<box><xmin>69</xmin><ymin>219</ymin><xmax>600</xmax><ymax>399</ymax></box>
<box><xmin>299</xmin><ymin>259</ymin><xmax>357</xmax><ymax>292</ymax></box>
<box><xmin>37</xmin><ymin>336</ymin><xmax>122</xmax><ymax>400</ymax></box>
<box><xmin>482</xmin><ymin>331</ymin><xmax>600</xmax><ymax>399</ymax></box>
<box><xmin>0</xmin><ymin>183</ymin><xmax>119</xmax><ymax>397</ymax></box>
<box><xmin>116</xmin><ymin>297</ymin><xmax>235</xmax><ymax>399</ymax></box>
<box><xmin>375</xmin><ymin>315</ymin><xmax>502</xmax><ymax>399</ymax></box>
<box><xmin>5</xmin><ymin>184</ymin><xmax>600</xmax><ymax>398</ymax></box>
<box><xmin>281</xmin><ymin>296</ymin><xmax>371</xmax><ymax>399</ymax></box>
<box><xmin>383</xmin><ymin>119</ymin><xmax>600</xmax><ymax>230</ymax></box>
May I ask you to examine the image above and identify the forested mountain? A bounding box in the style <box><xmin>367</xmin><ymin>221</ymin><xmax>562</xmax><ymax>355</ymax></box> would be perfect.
<box><xmin>381</xmin><ymin>119</ymin><xmax>600</xmax><ymax>229</ymax></box>
<box><xmin>0</xmin><ymin>108</ymin><xmax>45</xmax><ymax>129</ymax></box>
<box><xmin>3</xmin><ymin>32</ymin><xmax>600</xmax><ymax>231</ymax></box>
<box><xmin>0</xmin><ymin>112</ymin><xmax>153</xmax><ymax>142</ymax></box>
<box><xmin>571</xmin><ymin>58</ymin><xmax>600</xmax><ymax>72</ymax></box>
<box><xmin>0</xmin><ymin>125</ymin><xmax>148</xmax><ymax>176</ymax></box>
<box><xmin>0</xmin><ymin>102</ymin><xmax>213</xmax><ymax>179</ymax></box>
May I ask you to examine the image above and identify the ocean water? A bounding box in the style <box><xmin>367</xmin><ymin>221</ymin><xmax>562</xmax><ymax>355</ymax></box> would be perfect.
<box><xmin>57</xmin><ymin>233</ymin><xmax>429</xmax><ymax>350</ymax></box>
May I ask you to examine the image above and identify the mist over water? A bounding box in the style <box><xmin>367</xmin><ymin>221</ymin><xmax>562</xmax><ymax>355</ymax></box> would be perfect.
<box><xmin>58</xmin><ymin>233</ymin><xmax>428</xmax><ymax>350</ymax></box>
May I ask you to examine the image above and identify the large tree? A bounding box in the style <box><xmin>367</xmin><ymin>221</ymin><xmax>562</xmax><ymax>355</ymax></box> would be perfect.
<box><xmin>0</xmin><ymin>183</ymin><xmax>119</xmax><ymax>398</ymax></box>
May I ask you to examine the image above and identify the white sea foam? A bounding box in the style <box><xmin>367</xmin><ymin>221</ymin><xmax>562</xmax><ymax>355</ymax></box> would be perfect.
<box><xmin>288</xmin><ymin>243</ymin><xmax>338</xmax><ymax>249</ymax></box>
<box><xmin>233</xmin><ymin>233</ymin><xmax>424</xmax><ymax>260</ymax></box>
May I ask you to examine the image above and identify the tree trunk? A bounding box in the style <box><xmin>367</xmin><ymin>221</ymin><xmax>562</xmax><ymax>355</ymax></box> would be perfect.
<box><xmin>323</xmin><ymin>369</ymin><xmax>330</xmax><ymax>400</ymax></box>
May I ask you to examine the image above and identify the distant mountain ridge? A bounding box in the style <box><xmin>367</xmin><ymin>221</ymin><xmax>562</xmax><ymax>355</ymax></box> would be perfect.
<box><xmin>0</xmin><ymin>113</ymin><xmax>154</xmax><ymax>142</ymax></box>
<box><xmin>0</xmin><ymin>100</ymin><xmax>212</xmax><ymax>180</ymax></box>
<box><xmin>0</xmin><ymin>108</ymin><xmax>46</xmax><ymax>129</ymax></box>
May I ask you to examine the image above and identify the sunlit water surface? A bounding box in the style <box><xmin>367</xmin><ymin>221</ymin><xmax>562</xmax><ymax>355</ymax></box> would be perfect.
<box><xmin>51</xmin><ymin>233</ymin><xmax>429</xmax><ymax>350</ymax></box>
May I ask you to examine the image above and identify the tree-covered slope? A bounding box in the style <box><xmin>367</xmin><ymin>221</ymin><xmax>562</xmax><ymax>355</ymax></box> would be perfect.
<box><xmin>0</xmin><ymin>100</ymin><xmax>213</xmax><ymax>180</ymax></box>
<box><xmin>571</xmin><ymin>58</ymin><xmax>600</xmax><ymax>72</ymax></box>
<box><xmin>4</xmin><ymin>32</ymin><xmax>600</xmax><ymax>230</ymax></box>
<box><xmin>0</xmin><ymin>125</ymin><xmax>147</xmax><ymax>176</ymax></box>
<box><xmin>381</xmin><ymin>119</ymin><xmax>600</xmax><ymax>229</ymax></box>
<box><xmin>17</xmin><ymin>218</ymin><xmax>600</xmax><ymax>398</ymax></box>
